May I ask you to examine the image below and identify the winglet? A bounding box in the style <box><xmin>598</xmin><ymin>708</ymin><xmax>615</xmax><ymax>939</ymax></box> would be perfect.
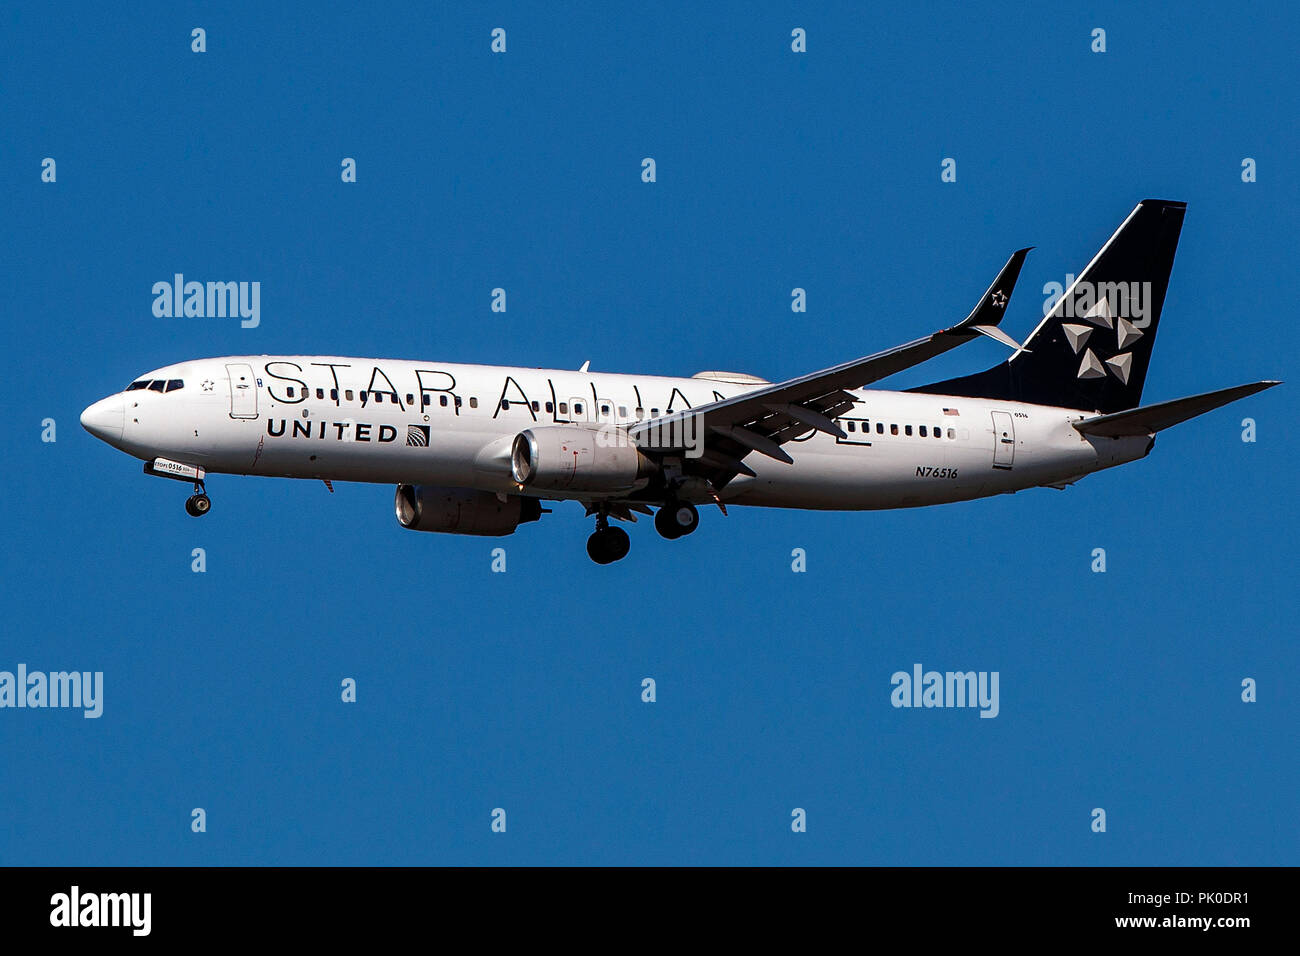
<box><xmin>948</xmin><ymin>247</ymin><xmax>1032</xmax><ymax>334</ymax></box>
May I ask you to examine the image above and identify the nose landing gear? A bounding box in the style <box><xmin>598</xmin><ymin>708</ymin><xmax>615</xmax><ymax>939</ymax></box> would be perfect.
<box><xmin>185</xmin><ymin>481</ymin><xmax>211</xmax><ymax>517</ymax></box>
<box><xmin>142</xmin><ymin>458</ymin><xmax>211</xmax><ymax>517</ymax></box>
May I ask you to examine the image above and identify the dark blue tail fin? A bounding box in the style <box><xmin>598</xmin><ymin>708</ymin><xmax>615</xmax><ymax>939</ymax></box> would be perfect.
<box><xmin>912</xmin><ymin>200</ymin><xmax>1186</xmax><ymax>413</ymax></box>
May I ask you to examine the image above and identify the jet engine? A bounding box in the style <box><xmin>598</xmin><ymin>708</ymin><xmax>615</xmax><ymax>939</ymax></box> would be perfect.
<box><xmin>510</xmin><ymin>426</ymin><xmax>656</xmax><ymax>494</ymax></box>
<box><xmin>395</xmin><ymin>484</ymin><xmax>542</xmax><ymax>536</ymax></box>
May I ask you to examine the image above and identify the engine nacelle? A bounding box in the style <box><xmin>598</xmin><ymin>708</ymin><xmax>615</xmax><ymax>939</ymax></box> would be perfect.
<box><xmin>395</xmin><ymin>485</ymin><xmax>542</xmax><ymax>536</ymax></box>
<box><xmin>511</xmin><ymin>426</ymin><xmax>655</xmax><ymax>494</ymax></box>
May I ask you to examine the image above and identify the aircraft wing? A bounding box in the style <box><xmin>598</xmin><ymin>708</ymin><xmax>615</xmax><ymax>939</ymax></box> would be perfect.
<box><xmin>628</xmin><ymin>248</ymin><xmax>1031</xmax><ymax>488</ymax></box>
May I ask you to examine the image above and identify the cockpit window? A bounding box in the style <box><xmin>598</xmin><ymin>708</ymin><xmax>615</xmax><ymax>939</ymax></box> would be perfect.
<box><xmin>148</xmin><ymin>380</ymin><xmax>166</xmax><ymax>392</ymax></box>
<box><xmin>165</xmin><ymin>379</ymin><xmax>184</xmax><ymax>392</ymax></box>
<box><xmin>126</xmin><ymin>380</ymin><xmax>151</xmax><ymax>391</ymax></box>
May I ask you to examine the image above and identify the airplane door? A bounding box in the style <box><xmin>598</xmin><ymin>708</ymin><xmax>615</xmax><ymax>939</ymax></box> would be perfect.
<box><xmin>227</xmin><ymin>363</ymin><xmax>258</xmax><ymax>419</ymax></box>
<box><xmin>991</xmin><ymin>411</ymin><xmax>1014</xmax><ymax>469</ymax></box>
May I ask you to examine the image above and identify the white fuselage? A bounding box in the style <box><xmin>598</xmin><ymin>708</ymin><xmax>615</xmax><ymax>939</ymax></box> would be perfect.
<box><xmin>85</xmin><ymin>355</ymin><xmax>1153</xmax><ymax>509</ymax></box>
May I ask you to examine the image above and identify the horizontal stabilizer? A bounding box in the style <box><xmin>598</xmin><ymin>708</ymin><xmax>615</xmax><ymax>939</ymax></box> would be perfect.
<box><xmin>1073</xmin><ymin>381</ymin><xmax>1280</xmax><ymax>437</ymax></box>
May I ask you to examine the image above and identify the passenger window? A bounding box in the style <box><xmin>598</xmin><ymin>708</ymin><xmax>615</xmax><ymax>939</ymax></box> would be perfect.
<box><xmin>469</xmin><ymin>397</ymin><xmax>478</xmax><ymax>409</ymax></box>
<box><xmin>877</xmin><ymin>422</ymin><xmax>884</xmax><ymax>434</ymax></box>
<box><xmin>619</xmin><ymin>406</ymin><xmax>627</xmax><ymax>418</ymax></box>
<box><xmin>422</xmin><ymin>394</ymin><xmax>431</xmax><ymax>407</ymax></box>
<box><xmin>919</xmin><ymin>425</ymin><xmax>926</xmax><ymax>437</ymax></box>
<box><xmin>166</xmin><ymin>379</ymin><xmax>184</xmax><ymax>392</ymax></box>
<box><xmin>360</xmin><ymin>391</ymin><xmax>368</xmax><ymax>402</ymax></box>
<box><xmin>345</xmin><ymin>390</ymin><xmax>354</xmax><ymax>401</ymax></box>
<box><xmin>374</xmin><ymin>392</ymin><xmax>383</xmax><ymax>403</ymax></box>
<box><xmin>148</xmin><ymin>380</ymin><xmax>165</xmax><ymax>392</ymax></box>
<box><xmin>651</xmin><ymin>408</ymin><xmax>659</xmax><ymax>416</ymax></box>
<box><xmin>600</xmin><ymin>404</ymin><xmax>610</xmax><ymax>415</ymax></box>
<box><xmin>440</xmin><ymin>395</ymin><xmax>449</xmax><ymax>407</ymax></box>
<box><xmin>454</xmin><ymin>396</ymin><xmax>462</xmax><ymax>407</ymax></box>
<box><xmin>286</xmin><ymin>386</ymin><xmax>295</xmax><ymax>398</ymax></box>
<box><xmin>316</xmin><ymin>389</ymin><xmax>325</xmax><ymax>400</ymax></box>
<box><xmin>890</xmin><ymin>424</ymin><xmax>898</xmax><ymax>436</ymax></box>
<box><xmin>545</xmin><ymin>402</ymin><xmax>554</xmax><ymax>413</ymax></box>
<box><xmin>406</xmin><ymin>394</ymin><xmax>414</xmax><ymax>405</ymax></box>
<box><xmin>532</xmin><ymin>401</ymin><xmax>540</xmax><ymax>412</ymax></box>
<box><xmin>559</xmin><ymin>402</ymin><xmax>568</xmax><ymax>414</ymax></box>
<box><xmin>330</xmin><ymin>389</ymin><xmax>338</xmax><ymax>400</ymax></box>
<box><xmin>947</xmin><ymin>428</ymin><xmax>955</xmax><ymax>439</ymax></box>
<box><xmin>934</xmin><ymin>428</ymin><xmax>942</xmax><ymax>439</ymax></box>
<box><xmin>905</xmin><ymin>425</ymin><xmax>913</xmax><ymax>436</ymax></box>
<box><xmin>574</xmin><ymin>403</ymin><xmax>584</xmax><ymax>415</ymax></box>
<box><xmin>635</xmin><ymin>407</ymin><xmax>644</xmax><ymax>419</ymax></box>
<box><xmin>847</xmin><ymin>421</ymin><xmax>856</xmax><ymax>432</ymax></box>
<box><xmin>501</xmin><ymin>399</ymin><xmax>510</xmax><ymax>409</ymax></box>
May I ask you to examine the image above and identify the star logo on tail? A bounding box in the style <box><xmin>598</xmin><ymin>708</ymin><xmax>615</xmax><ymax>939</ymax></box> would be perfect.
<box><xmin>1071</xmin><ymin>295</ymin><xmax>1143</xmax><ymax>383</ymax></box>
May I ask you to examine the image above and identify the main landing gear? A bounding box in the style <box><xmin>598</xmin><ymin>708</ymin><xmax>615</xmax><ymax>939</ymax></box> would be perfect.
<box><xmin>586</xmin><ymin>499</ymin><xmax>702</xmax><ymax>564</ymax></box>
<box><xmin>586</xmin><ymin>511</ymin><xmax>630</xmax><ymax>565</ymax></box>
<box><xmin>185</xmin><ymin>481</ymin><xmax>212</xmax><ymax>517</ymax></box>
<box><xmin>654</xmin><ymin>500</ymin><xmax>698</xmax><ymax>540</ymax></box>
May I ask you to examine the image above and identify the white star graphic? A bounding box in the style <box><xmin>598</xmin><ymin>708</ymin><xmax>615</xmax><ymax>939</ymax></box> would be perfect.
<box><xmin>990</xmin><ymin>290</ymin><xmax>1008</xmax><ymax>308</ymax></box>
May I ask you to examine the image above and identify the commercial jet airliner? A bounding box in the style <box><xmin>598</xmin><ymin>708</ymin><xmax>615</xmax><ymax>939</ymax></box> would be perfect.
<box><xmin>82</xmin><ymin>200</ymin><xmax>1277</xmax><ymax>563</ymax></box>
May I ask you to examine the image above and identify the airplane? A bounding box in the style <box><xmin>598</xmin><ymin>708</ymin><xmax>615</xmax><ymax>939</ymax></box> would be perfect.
<box><xmin>81</xmin><ymin>200</ymin><xmax>1278</xmax><ymax>564</ymax></box>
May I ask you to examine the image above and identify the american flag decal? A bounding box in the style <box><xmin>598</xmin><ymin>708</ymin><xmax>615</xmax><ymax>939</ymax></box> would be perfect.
<box><xmin>943</xmin><ymin>408</ymin><xmax>960</xmax><ymax>416</ymax></box>
<box><xmin>406</xmin><ymin>424</ymin><xmax>430</xmax><ymax>446</ymax></box>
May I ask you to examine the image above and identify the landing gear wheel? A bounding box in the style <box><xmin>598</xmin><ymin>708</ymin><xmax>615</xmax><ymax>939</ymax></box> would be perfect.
<box><xmin>655</xmin><ymin>501</ymin><xmax>698</xmax><ymax>539</ymax></box>
<box><xmin>671</xmin><ymin>502</ymin><xmax>698</xmax><ymax>536</ymax></box>
<box><xmin>185</xmin><ymin>493</ymin><xmax>212</xmax><ymax>517</ymax></box>
<box><xmin>587</xmin><ymin>526</ymin><xmax>630</xmax><ymax>564</ymax></box>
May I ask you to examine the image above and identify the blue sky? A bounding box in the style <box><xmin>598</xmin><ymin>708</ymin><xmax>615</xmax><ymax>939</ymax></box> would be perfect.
<box><xmin>1</xmin><ymin>2</ymin><xmax>1296</xmax><ymax>865</ymax></box>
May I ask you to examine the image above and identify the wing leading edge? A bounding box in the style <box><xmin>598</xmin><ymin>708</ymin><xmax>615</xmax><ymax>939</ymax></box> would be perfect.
<box><xmin>629</xmin><ymin>247</ymin><xmax>1032</xmax><ymax>488</ymax></box>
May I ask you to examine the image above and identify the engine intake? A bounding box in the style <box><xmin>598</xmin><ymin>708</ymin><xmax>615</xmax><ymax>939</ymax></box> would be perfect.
<box><xmin>395</xmin><ymin>485</ymin><xmax>542</xmax><ymax>536</ymax></box>
<box><xmin>511</xmin><ymin>426</ymin><xmax>655</xmax><ymax>494</ymax></box>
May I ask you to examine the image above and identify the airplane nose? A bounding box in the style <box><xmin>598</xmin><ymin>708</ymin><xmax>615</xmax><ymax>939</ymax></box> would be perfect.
<box><xmin>81</xmin><ymin>394</ymin><xmax>125</xmax><ymax>445</ymax></box>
